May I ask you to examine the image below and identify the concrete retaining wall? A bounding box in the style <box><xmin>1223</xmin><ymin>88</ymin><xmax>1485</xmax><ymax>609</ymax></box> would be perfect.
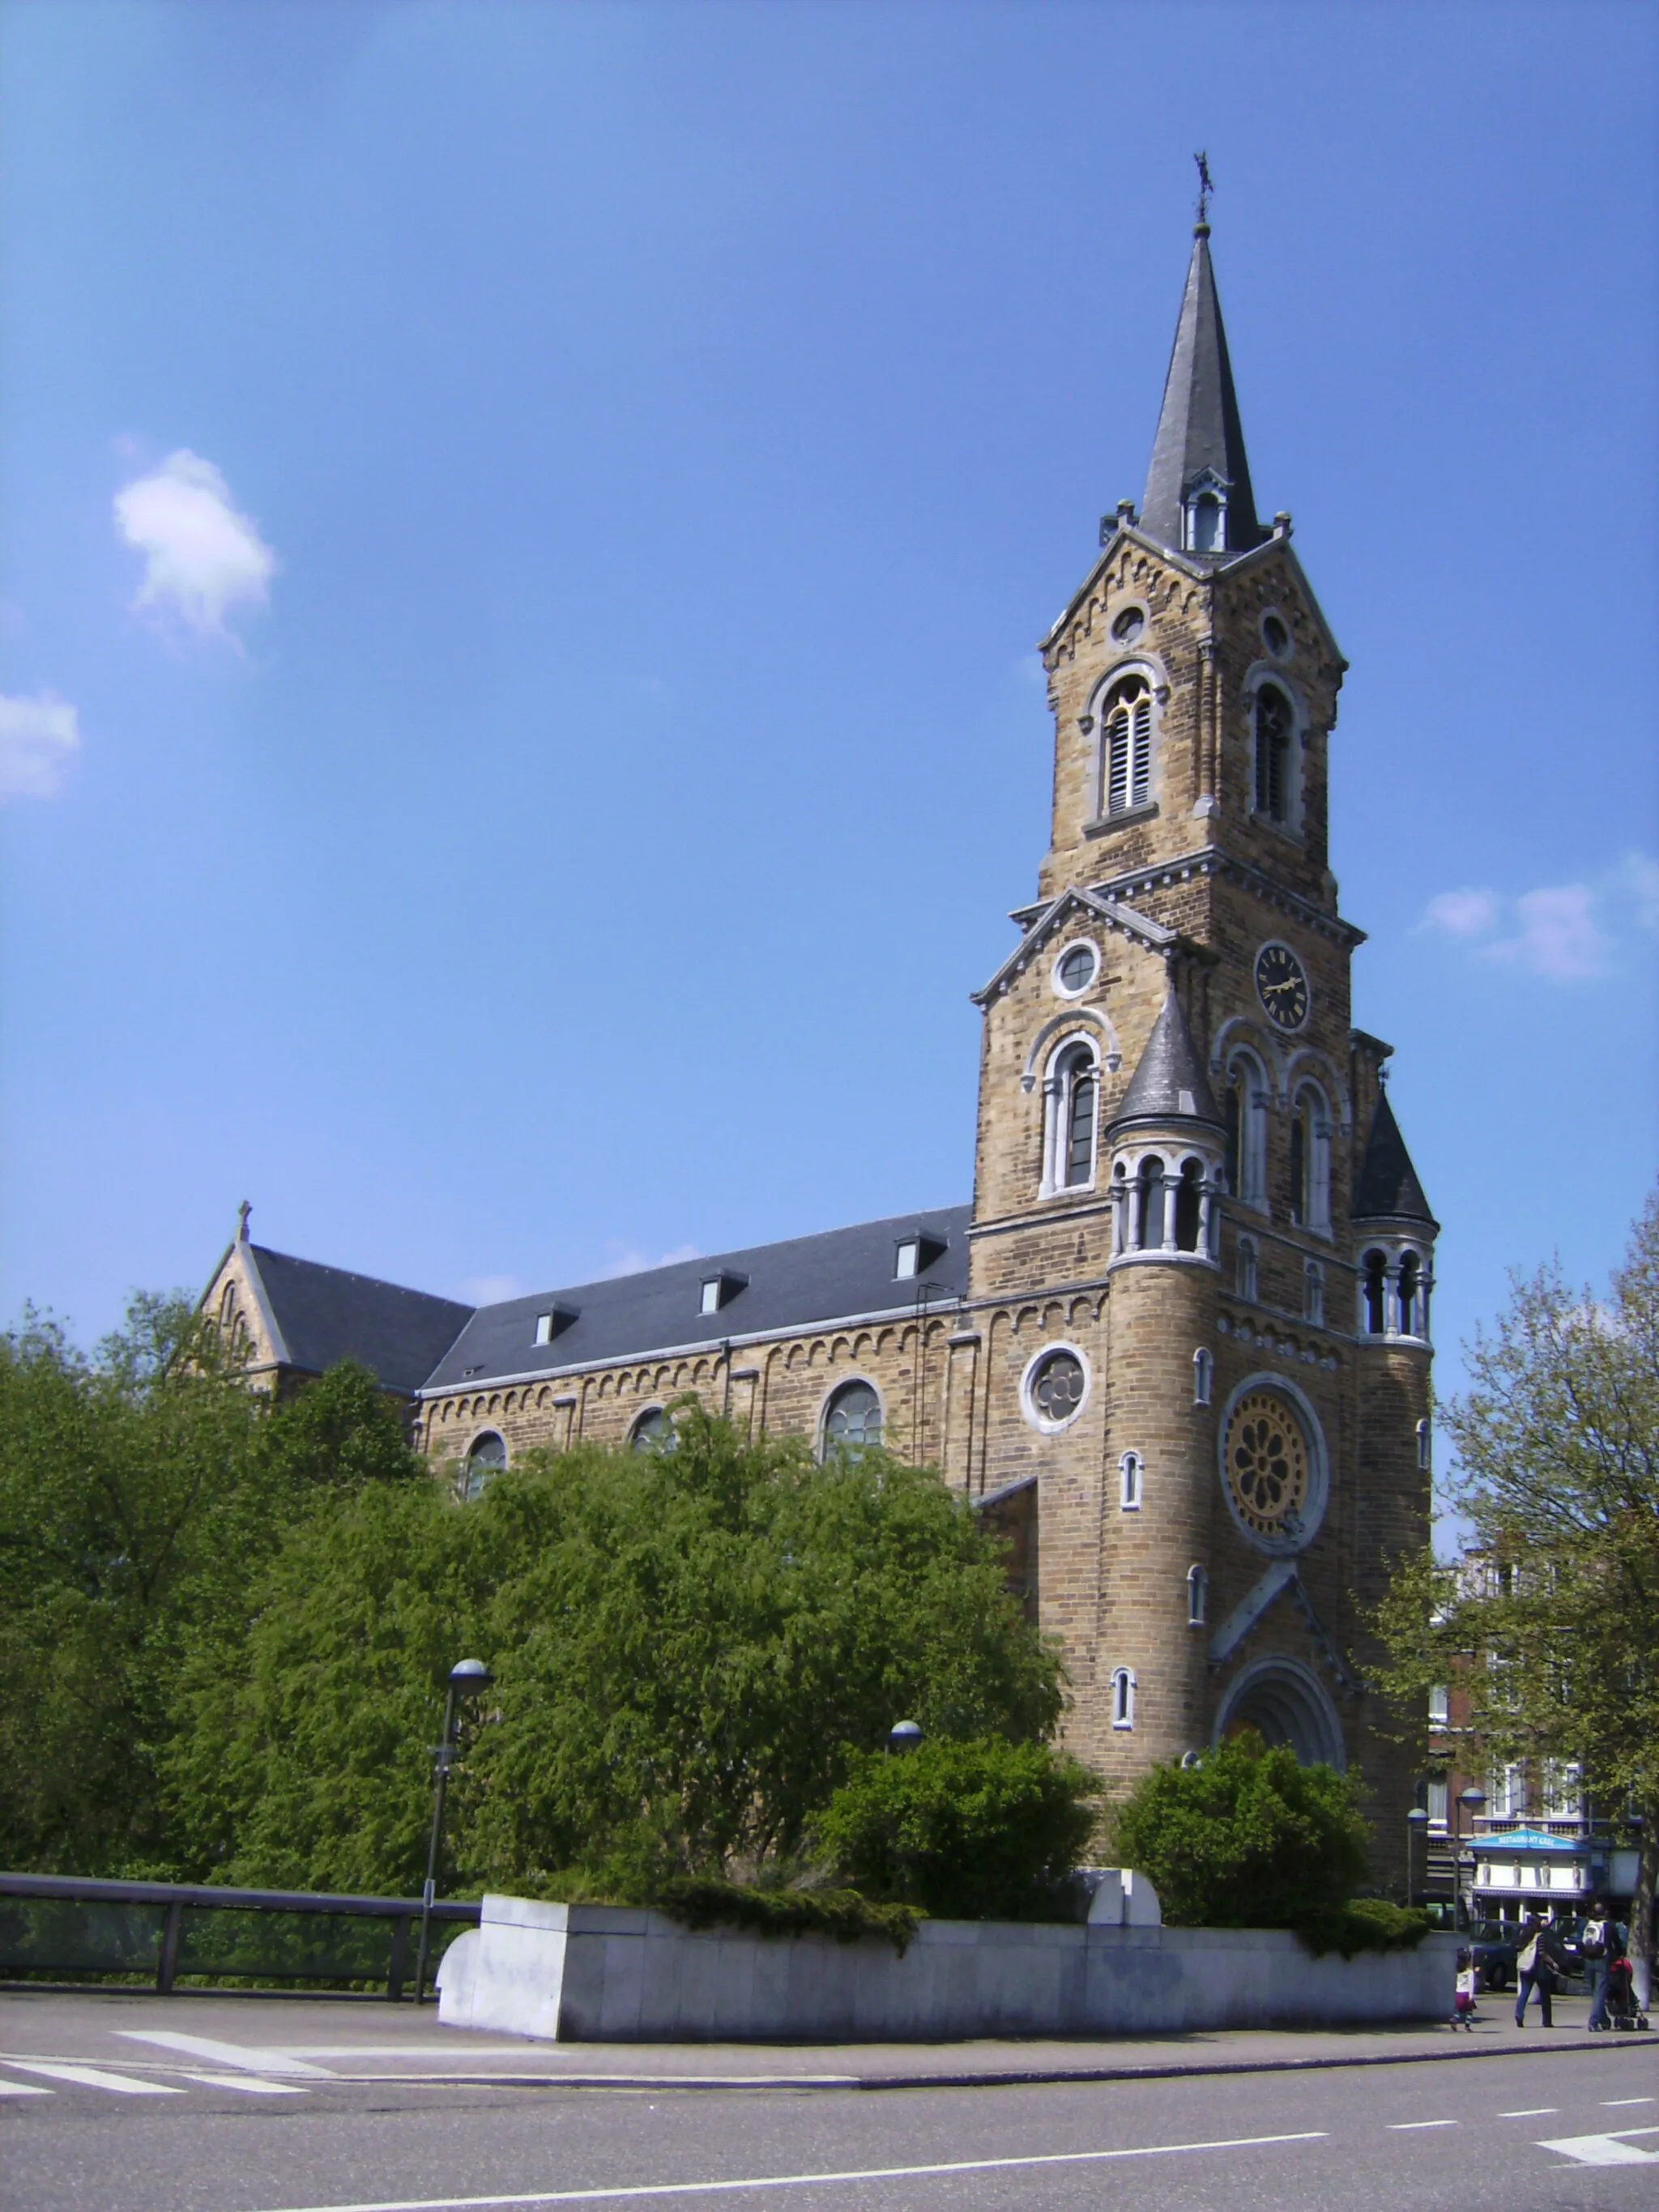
<box><xmin>437</xmin><ymin>1893</ymin><xmax>1459</xmax><ymax>2043</ymax></box>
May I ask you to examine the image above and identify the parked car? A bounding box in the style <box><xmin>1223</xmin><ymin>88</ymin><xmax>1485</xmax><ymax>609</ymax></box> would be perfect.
<box><xmin>1469</xmin><ymin>1920</ymin><xmax>1519</xmax><ymax>1993</ymax></box>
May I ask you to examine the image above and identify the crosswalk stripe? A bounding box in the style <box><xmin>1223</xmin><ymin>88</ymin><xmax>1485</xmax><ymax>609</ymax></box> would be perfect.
<box><xmin>180</xmin><ymin>2072</ymin><xmax>309</xmax><ymax>2096</ymax></box>
<box><xmin>117</xmin><ymin>2030</ymin><xmax>334</xmax><ymax>2078</ymax></box>
<box><xmin>6</xmin><ymin>2061</ymin><xmax>181</xmax><ymax>2096</ymax></box>
<box><xmin>0</xmin><ymin>2078</ymin><xmax>53</xmax><ymax>2096</ymax></box>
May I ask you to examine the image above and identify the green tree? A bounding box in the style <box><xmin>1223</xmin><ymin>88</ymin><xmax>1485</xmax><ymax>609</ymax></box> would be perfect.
<box><xmin>1107</xmin><ymin>1733</ymin><xmax>1371</xmax><ymax>1929</ymax></box>
<box><xmin>1371</xmin><ymin>1191</ymin><xmax>1659</xmax><ymax>2000</ymax></box>
<box><xmin>0</xmin><ymin>1295</ymin><xmax>422</xmax><ymax>1876</ymax></box>
<box><xmin>172</xmin><ymin>1404</ymin><xmax>1067</xmax><ymax>1895</ymax></box>
<box><xmin>815</xmin><ymin>1736</ymin><xmax>1098</xmax><ymax>1920</ymax></box>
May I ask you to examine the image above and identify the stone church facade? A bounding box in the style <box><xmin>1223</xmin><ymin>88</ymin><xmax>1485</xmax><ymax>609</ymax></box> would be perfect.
<box><xmin>203</xmin><ymin>219</ymin><xmax>1436</xmax><ymax>1869</ymax></box>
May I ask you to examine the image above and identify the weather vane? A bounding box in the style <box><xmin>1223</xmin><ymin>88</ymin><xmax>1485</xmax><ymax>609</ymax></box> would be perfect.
<box><xmin>1194</xmin><ymin>150</ymin><xmax>1213</xmax><ymax>228</ymax></box>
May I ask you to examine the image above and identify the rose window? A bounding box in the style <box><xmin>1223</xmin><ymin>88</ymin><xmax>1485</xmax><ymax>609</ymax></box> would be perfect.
<box><xmin>1223</xmin><ymin>1389</ymin><xmax>1309</xmax><ymax>1541</ymax></box>
<box><xmin>1031</xmin><ymin>1350</ymin><xmax>1086</xmax><ymax>1425</ymax></box>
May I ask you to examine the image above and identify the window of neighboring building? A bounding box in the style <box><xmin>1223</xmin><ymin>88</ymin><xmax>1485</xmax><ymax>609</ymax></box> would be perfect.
<box><xmin>1120</xmin><ymin>1450</ymin><xmax>1143</xmax><ymax>1512</ymax></box>
<box><xmin>465</xmin><ymin>1430</ymin><xmax>507</xmax><ymax>1500</ymax></box>
<box><xmin>822</xmin><ymin>1380</ymin><xmax>882</xmax><ymax>1456</ymax></box>
<box><xmin>1187</xmin><ymin>1565</ymin><xmax>1208</xmax><ymax>1627</ymax></box>
<box><xmin>1428</xmin><ymin>1683</ymin><xmax>1450</xmax><ymax>1726</ymax></box>
<box><xmin>1101</xmin><ymin>674</ymin><xmax>1153</xmax><ymax>816</ymax></box>
<box><xmin>1111</xmin><ymin>1666</ymin><xmax>1137</xmax><ymax>1729</ymax></box>
<box><xmin>1426</xmin><ymin>1774</ymin><xmax>1448</xmax><ymax>1830</ymax></box>
<box><xmin>1254</xmin><ymin>683</ymin><xmax>1294</xmax><ymax>825</ymax></box>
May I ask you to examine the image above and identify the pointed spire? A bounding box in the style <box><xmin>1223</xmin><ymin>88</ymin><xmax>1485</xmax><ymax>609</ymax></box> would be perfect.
<box><xmin>1109</xmin><ymin>989</ymin><xmax>1222</xmax><ymax>1131</ymax></box>
<box><xmin>1139</xmin><ymin>216</ymin><xmax>1264</xmax><ymax>559</ymax></box>
<box><xmin>1353</xmin><ymin>1092</ymin><xmax>1436</xmax><ymax>1226</ymax></box>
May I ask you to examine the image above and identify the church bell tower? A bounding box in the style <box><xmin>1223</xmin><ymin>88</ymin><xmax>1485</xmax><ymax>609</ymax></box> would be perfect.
<box><xmin>962</xmin><ymin>204</ymin><xmax>1435</xmax><ymax>1877</ymax></box>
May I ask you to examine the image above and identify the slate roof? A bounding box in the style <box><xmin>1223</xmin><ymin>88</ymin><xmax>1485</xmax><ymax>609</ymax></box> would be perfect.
<box><xmin>1352</xmin><ymin>1091</ymin><xmax>1436</xmax><ymax>1226</ymax></box>
<box><xmin>1140</xmin><ymin>224</ymin><xmax>1265</xmax><ymax>557</ymax></box>
<box><xmin>421</xmin><ymin>1206</ymin><xmax>973</xmax><ymax>1394</ymax></box>
<box><xmin>1107</xmin><ymin>991</ymin><xmax>1222</xmax><ymax>1131</ymax></box>
<box><xmin>246</xmin><ymin>1246</ymin><xmax>473</xmax><ymax>1395</ymax></box>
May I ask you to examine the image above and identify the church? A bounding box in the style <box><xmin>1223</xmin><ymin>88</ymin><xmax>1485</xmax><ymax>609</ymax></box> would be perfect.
<box><xmin>203</xmin><ymin>213</ymin><xmax>1436</xmax><ymax>1870</ymax></box>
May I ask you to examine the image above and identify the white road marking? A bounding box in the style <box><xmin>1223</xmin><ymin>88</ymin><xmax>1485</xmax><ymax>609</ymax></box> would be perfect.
<box><xmin>181</xmin><ymin>2071</ymin><xmax>309</xmax><ymax>2095</ymax></box>
<box><xmin>1537</xmin><ymin>2129</ymin><xmax>1659</xmax><ymax>2167</ymax></box>
<box><xmin>117</xmin><ymin>2030</ymin><xmax>335</xmax><ymax>2078</ymax></box>
<box><xmin>1499</xmin><ymin>2108</ymin><xmax>1556</xmax><ymax>2117</ymax></box>
<box><xmin>0</xmin><ymin>2078</ymin><xmax>53</xmax><ymax>2096</ymax></box>
<box><xmin>5</xmin><ymin>2061</ymin><xmax>181</xmax><ymax>2096</ymax></box>
<box><xmin>1388</xmin><ymin>2120</ymin><xmax>1456</xmax><ymax>2130</ymax></box>
<box><xmin>1602</xmin><ymin>2097</ymin><xmax>1657</xmax><ymax>2106</ymax></box>
<box><xmin>229</xmin><ymin>2129</ymin><xmax>1331</xmax><ymax>2212</ymax></box>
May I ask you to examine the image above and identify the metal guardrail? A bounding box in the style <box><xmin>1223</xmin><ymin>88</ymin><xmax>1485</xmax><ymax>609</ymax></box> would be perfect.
<box><xmin>0</xmin><ymin>1871</ymin><xmax>481</xmax><ymax>1999</ymax></box>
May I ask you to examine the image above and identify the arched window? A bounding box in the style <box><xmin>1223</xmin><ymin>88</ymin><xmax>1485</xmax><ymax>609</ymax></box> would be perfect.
<box><xmin>1303</xmin><ymin>1260</ymin><xmax>1324</xmax><ymax>1328</ymax></box>
<box><xmin>1043</xmin><ymin>1038</ymin><xmax>1099</xmax><ymax>1196</ymax></box>
<box><xmin>1120</xmin><ymin>1450</ymin><xmax>1143</xmax><ymax>1512</ymax></box>
<box><xmin>1111</xmin><ymin>1666</ymin><xmax>1137</xmax><ymax>1729</ymax></box>
<box><xmin>1174</xmin><ymin>1158</ymin><xmax>1205</xmax><ymax>1252</ymax></box>
<box><xmin>464</xmin><ymin>1430</ymin><xmax>506</xmax><ymax>1501</ymax></box>
<box><xmin>823</xmin><ymin>1379</ymin><xmax>882</xmax><ymax>1456</ymax></box>
<box><xmin>1398</xmin><ymin>1251</ymin><xmax>1422</xmax><ymax>1336</ymax></box>
<box><xmin>1416</xmin><ymin>1417</ymin><xmax>1432</xmax><ymax>1472</ymax></box>
<box><xmin>1254</xmin><ymin>684</ymin><xmax>1294</xmax><ymax>824</ymax></box>
<box><xmin>630</xmin><ymin>1406</ymin><xmax>676</xmax><ymax>1453</ymax></box>
<box><xmin>1137</xmin><ymin>1156</ymin><xmax>1166</xmax><ymax>1251</ymax></box>
<box><xmin>1100</xmin><ymin>674</ymin><xmax>1153</xmax><ymax>817</ymax></box>
<box><xmin>1187</xmin><ymin>1565</ymin><xmax>1209</xmax><ymax>1627</ymax></box>
<box><xmin>218</xmin><ymin>1281</ymin><xmax>236</xmax><ymax>1327</ymax></box>
<box><xmin>1192</xmin><ymin>1348</ymin><xmax>1213</xmax><ymax>1407</ymax></box>
<box><xmin>1236</xmin><ymin>1235</ymin><xmax>1259</xmax><ymax>1304</ymax></box>
<box><xmin>1363</xmin><ymin>1250</ymin><xmax>1388</xmax><ymax>1335</ymax></box>
<box><xmin>1224</xmin><ymin>1050</ymin><xmax>1269</xmax><ymax>1206</ymax></box>
<box><xmin>1289</xmin><ymin>1081</ymin><xmax>1332</xmax><ymax>1231</ymax></box>
<box><xmin>1191</xmin><ymin>491</ymin><xmax>1222</xmax><ymax>552</ymax></box>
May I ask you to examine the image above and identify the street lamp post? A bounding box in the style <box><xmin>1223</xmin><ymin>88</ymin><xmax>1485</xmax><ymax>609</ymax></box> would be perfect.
<box><xmin>1455</xmin><ymin>1784</ymin><xmax>1487</xmax><ymax>1931</ymax></box>
<box><xmin>414</xmin><ymin>1658</ymin><xmax>493</xmax><ymax>2005</ymax></box>
<box><xmin>1406</xmin><ymin>1805</ymin><xmax>1430</xmax><ymax>1910</ymax></box>
<box><xmin>887</xmin><ymin>1720</ymin><xmax>924</xmax><ymax>1756</ymax></box>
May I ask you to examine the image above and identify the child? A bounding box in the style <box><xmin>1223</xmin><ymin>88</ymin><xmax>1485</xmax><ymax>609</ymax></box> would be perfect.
<box><xmin>1452</xmin><ymin>1947</ymin><xmax>1478</xmax><ymax>2031</ymax></box>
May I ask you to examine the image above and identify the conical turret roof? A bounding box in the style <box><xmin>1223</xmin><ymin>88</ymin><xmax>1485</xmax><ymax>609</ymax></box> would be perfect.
<box><xmin>1353</xmin><ymin>1090</ymin><xmax>1436</xmax><ymax>1226</ymax></box>
<box><xmin>1109</xmin><ymin>990</ymin><xmax>1222</xmax><ymax>1131</ymax></box>
<box><xmin>1140</xmin><ymin>224</ymin><xmax>1265</xmax><ymax>558</ymax></box>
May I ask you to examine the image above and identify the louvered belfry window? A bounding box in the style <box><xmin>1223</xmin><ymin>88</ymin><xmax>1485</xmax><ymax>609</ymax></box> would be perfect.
<box><xmin>1102</xmin><ymin>676</ymin><xmax>1152</xmax><ymax>816</ymax></box>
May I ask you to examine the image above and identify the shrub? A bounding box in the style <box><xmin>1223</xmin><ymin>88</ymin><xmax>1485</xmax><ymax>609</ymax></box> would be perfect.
<box><xmin>1107</xmin><ymin>1734</ymin><xmax>1371</xmax><ymax>1931</ymax></box>
<box><xmin>1297</xmin><ymin>1897</ymin><xmax>1434</xmax><ymax>1959</ymax></box>
<box><xmin>651</xmin><ymin>1877</ymin><xmax>919</xmax><ymax>1954</ymax></box>
<box><xmin>815</xmin><ymin>1736</ymin><xmax>1098</xmax><ymax>1921</ymax></box>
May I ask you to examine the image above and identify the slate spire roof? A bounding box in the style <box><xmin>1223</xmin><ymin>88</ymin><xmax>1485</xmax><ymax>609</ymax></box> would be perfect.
<box><xmin>1108</xmin><ymin>989</ymin><xmax>1222</xmax><ymax>1131</ymax></box>
<box><xmin>1353</xmin><ymin>1089</ymin><xmax>1436</xmax><ymax>1226</ymax></box>
<box><xmin>1139</xmin><ymin>222</ymin><xmax>1265</xmax><ymax>558</ymax></box>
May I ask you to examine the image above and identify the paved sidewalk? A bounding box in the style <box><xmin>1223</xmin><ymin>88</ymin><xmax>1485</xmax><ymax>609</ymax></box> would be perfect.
<box><xmin>0</xmin><ymin>1984</ymin><xmax>1644</xmax><ymax>2093</ymax></box>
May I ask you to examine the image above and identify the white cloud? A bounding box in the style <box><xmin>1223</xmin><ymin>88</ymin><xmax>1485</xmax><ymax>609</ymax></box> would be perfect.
<box><xmin>1418</xmin><ymin>855</ymin><xmax>1659</xmax><ymax>982</ymax></box>
<box><xmin>114</xmin><ymin>450</ymin><xmax>276</xmax><ymax>643</ymax></box>
<box><xmin>599</xmin><ymin>1240</ymin><xmax>701</xmax><ymax>1280</ymax></box>
<box><xmin>1418</xmin><ymin>888</ymin><xmax>1499</xmax><ymax>939</ymax></box>
<box><xmin>461</xmin><ymin>1274</ymin><xmax>522</xmax><ymax>1307</ymax></box>
<box><xmin>0</xmin><ymin>689</ymin><xmax>80</xmax><ymax>802</ymax></box>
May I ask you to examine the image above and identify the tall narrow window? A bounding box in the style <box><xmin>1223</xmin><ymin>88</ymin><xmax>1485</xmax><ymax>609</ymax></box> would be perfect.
<box><xmin>1288</xmin><ymin>1105</ymin><xmax>1306</xmax><ymax>1225</ymax></box>
<box><xmin>1236</xmin><ymin>1235</ymin><xmax>1259</xmax><ymax>1303</ymax></box>
<box><xmin>1363</xmin><ymin>1249</ymin><xmax>1388</xmax><ymax>1335</ymax></box>
<box><xmin>1303</xmin><ymin>1260</ymin><xmax>1324</xmax><ymax>1327</ymax></box>
<box><xmin>1102</xmin><ymin>675</ymin><xmax>1153</xmax><ymax>816</ymax></box>
<box><xmin>1254</xmin><ymin>684</ymin><xmax>1294</xmax><ymax>824</ymax></box>
<box><xmin>1064</xmin><ymin>1049</ymin><xmax>1098</xmax><ymax>1188</ymax></box>
<box><xmin>1119</xmin><ymin>1451</ymin><xmax>1143</xmax><ymax>1511</ymax></box>
<box><xmin>1187</xmin><ymin>1566</ymin><xmax>1209</xmax><ymax>1626</ymax></box>
<box><xmin>1224</xmin><ymin>1078</ymin><xmax>1241</xmax><ymax>1195</ymax></box>
<box><xmin>1225</xmin><ymin>1051</ymin><xmax>1268</xmax><ymax>1206</ymax></box>
<box><xmin>1290</xmin><ymin>1082</ymin><xmax>1332</xmax><ymax>1232</ymax></box>
<box><xmin>1137</xmin><ymin>1156</ymin><xmax>1166</xmax><ymax>1249</ymax></box>
<box><xmin>1111</xmin><ymin>1667</ymin><xmax>1137</xmax><ymax>1729</ymax></box>
<box><xmin>1192</xmin><ymin>1348</ymin><xmax>1213</xmax><ymax>1406</ymax></box>
<box><xmin>464</xmin><ymin>1430</ymin><xmax>507</xmax><ymax>1501</ymax></box>
<box><xmin>1191</xmin><ymin>492</ymin><xmax>1222</xmax><ymax>552</ymax></box>
<box><xmin>1416</xmin><ymin>1417</ymin><xmax>1432</xmax><ymax>1471</ymax></box>
<box><xmin>1174</xmin><ymin>1159</ymin><xmax>1204</xmax><ymax>1252</ymax></box>
<box><xmin>1398</xmin><ymin>1251</ymin><xmax>1422</xmax><ymax>1336</ymax></box>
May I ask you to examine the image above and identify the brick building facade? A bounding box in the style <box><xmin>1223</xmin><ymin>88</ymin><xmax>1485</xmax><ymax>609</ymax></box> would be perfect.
<box><xmin>203</xmin><ymin>217</ymin><xmax>1437</xmax><ymax>1871</ymax></box>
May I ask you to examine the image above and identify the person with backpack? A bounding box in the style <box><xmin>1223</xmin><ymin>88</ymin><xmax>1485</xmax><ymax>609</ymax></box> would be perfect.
<box><xmin>1514</xmin><ymin>1914</ymin><xmax>1564</xmax><ymax>2027</ymax></box>
<box><xmin>1582</xmin><ymin>1899</ymin><xmax>1614</xmax><ymax>2032</ymax></box>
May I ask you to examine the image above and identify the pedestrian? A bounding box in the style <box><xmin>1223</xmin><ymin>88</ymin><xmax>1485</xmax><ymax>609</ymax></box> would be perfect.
<box><xmin>1452</xmin><ymin>1946</ymin><xmax>1478</xmax><ymax>2031</ymax></box>
<box><xmin>1513</xmin><ymin>1914</ymin><xmax>1562</xmax><ymax>2027</ymax></box>
<box><xmin>1581</xmin><ymin>1899</ymin><xmax>1613</xmax><ymax>2032</ymax></box>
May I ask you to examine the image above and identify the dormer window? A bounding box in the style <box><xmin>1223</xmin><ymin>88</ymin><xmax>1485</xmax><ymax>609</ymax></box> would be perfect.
<box><xmin>894</xmin><ymin>1231</ymin><xmax>949</xmax><ymax>1281</ymax></box>
<box><xmin>1182</xmin><ymin>470</ymin><xmax>1230</xmax><ymax>554</ymax></box>
<box><xmin>699</xmin><ymin>1271</ymin><xmax>748</xmax><ymax>1316</ymax></box>
<box><xmin>533</xmin><ymin>1305</ymin><xmax>578</xmax><ymax>1347</ymax></box>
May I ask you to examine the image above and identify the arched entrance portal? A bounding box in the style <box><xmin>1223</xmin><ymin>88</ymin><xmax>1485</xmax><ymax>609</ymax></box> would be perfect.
<box><xmin>1214</xmin><ymin>1657</ymin><xmax>1346</xmax><ymax>1771</ymax></box>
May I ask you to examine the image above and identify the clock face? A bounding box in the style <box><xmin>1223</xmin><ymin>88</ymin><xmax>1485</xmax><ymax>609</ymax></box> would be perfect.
<box><xmin>1255</xmin><ymin>942</ymin><xmax>1311</xmax><ymax>1032</ymax></box>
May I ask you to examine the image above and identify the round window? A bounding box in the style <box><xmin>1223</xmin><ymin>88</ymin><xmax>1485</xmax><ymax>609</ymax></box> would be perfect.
<box><xmin>1261</xmin><ymin>612</ymin><xmax>1290</xmax><ymax>658</ymax></box>
<box><xmin>824</xmin><ymin>1381</ymin><xmax>881</xmax><ymax>1453</ymax></box>
<box><xmin>1030</xmin><ymin>1349</ymin><xmax>1086</xmax><ymax>1426</ymax></box>
<box><xmin>1111</xmin><ymin>607</ymin><xmax>1145</xmax><ymax>644</ymax></box>
<box><xmin>1223</xmin><ymin>1389</ymin><xmax>1309</xmax><ymax>1542</ymax></box>
<box><xmin>1056</xmin><ymin>943</ymin><xmax>1096</xmax><ymax>995</ymax></box>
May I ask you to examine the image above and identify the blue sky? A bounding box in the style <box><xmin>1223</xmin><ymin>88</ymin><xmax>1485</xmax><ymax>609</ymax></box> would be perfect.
<box><xmin>2</xmin><ymin>2</ymin><xmax>1656</xmax><ymax>1478</ymax></box>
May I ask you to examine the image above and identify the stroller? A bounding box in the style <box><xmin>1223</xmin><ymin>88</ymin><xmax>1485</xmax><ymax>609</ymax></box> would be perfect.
<box><xmin>1603</xmin><ymin>1950</ymin><xmax>1651</xmax><ymax>2032</ymax></box>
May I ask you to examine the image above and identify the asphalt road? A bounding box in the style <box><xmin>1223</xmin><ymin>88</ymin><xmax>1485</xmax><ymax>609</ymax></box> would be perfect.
<box><xmin>4</xmin><ymin>2005</ymin><xmax>1657</xmax><ymax>2212</ymax></box>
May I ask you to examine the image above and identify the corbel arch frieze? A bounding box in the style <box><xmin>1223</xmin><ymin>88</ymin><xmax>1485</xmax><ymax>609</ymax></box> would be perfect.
<box><xmin>1021</xmin><ymin>1006</ymin><xmax>1124</xmax><ymax>1093</ymax></box>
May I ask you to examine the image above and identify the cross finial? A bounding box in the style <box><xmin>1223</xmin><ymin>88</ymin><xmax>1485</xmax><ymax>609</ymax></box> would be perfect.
<box><xmin>237</xmin><ymin>1199</ymin><xmax>252</xmax><ymax>1243</ymax></box>
<box><xmin>1194</xmin><ymin>150</ymin><xmax>1213</xmax><ymax>233</ymax></box>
